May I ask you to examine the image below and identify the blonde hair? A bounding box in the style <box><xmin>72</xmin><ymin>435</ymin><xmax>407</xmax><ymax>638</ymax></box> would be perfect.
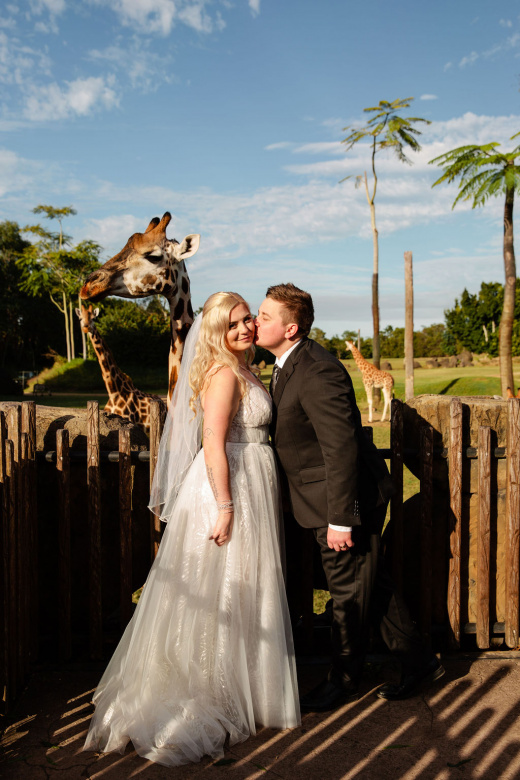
<box><xmin>189</xmin><ymin>292</ymin><xmax>257</xmax><ymax>412</ymax></box>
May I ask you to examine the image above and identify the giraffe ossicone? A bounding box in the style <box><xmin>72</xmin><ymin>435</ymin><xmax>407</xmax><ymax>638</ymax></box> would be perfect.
<box><xmin>345</xmin><ymin>340</ymin><xmax>394</xmax><ymax>423</ymax></box>
<box><xmin>80</xmin><ymin>212</ymin><xmax>200</xmax><ymax>402</ymax></box>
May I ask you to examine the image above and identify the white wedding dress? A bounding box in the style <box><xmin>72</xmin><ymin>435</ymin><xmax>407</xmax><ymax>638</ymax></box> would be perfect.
<box><xmin>83</xmin><ymin>377</ymin><xmax>300</xmax><ymax>766</ymax></box>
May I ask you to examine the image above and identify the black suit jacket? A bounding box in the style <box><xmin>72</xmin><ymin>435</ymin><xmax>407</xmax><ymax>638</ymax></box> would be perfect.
<box><xmin>270</xmin><ymin>338</ymin><xmax>393</xmax><ymax>530</ymax></box>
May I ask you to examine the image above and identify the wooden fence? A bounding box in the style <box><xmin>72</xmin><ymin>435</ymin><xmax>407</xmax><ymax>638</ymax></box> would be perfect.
<box><xmin>1</xmin><ymin>396</ymin><xmax>519</xmax><ymax>715</ymax></box>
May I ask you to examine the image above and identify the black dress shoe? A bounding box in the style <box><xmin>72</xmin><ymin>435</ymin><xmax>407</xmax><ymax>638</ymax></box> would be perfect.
<box><xmin>300</xmin><ymin>678</ymin><xmax>359</xmax><ymax>712</ymax></box>
<box><xmin>376</xmin><ymin>658</ymin><xmax>445</xmax><ymax>701</ymax></box>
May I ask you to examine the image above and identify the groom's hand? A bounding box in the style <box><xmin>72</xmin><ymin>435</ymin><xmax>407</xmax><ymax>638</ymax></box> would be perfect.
<box><xmin>327</xmin><ymin>528</ymin><xmax>354</xmax><ymax>552</ymax></box>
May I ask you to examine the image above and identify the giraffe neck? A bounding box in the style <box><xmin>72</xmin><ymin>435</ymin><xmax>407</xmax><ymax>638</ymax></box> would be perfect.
<box><xmin>88</xmin><ymin>326</ymin><xmax>135</xmax><ymax>398</ymax></box>
<box><xmin>165</xmin><ymin>260</ymin><xmax>194</xmax><ymax>403</ymax></box>
<box><xmin>350</xmin><ymin>344</ymin><xmax>369</xmax><ymax>372</ymax></box>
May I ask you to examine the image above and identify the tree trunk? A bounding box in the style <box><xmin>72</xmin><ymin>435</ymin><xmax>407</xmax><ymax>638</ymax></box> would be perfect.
<box><xmin>369</xmin><ymin>200</ymin><xmax>381</xmax><ymax>403</ymax></box>
<box><xmin>63</xmin><ymin>291</ymin><xmax>71</xmax><ymax>362</ymax></box>
<box><xmin>500</xmin><ymin>186</ymin><xmax>516</xmax><ymax>396</ymax></box>
<box><xmin>69</xmin><ymin>299</ymin><xmax>76</xmax><ymax>360</ymax></box>
<box><xmin>404</xmin><ymin>251</ymin><xmax>414</xmax><ymax>401</ymax></box>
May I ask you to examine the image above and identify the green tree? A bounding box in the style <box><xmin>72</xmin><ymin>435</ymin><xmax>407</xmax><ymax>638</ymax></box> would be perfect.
<box><xmin>430</xmin><ymin>137</ymin><xmax>520</xmax><ymax>395</ymax></box>
<box><xmin>341</xmin><ymin>98</ymin><xmax>431</xmax><ymax>380</ymax></box>
<box><xmin>0</xmin><ymin>220</ymin><xmax>63</xmax><ymax>374</ymax></box>
<box><xmin>17</xmin><ymin>206</ymin><xmax>101</xmax><ymax>362</ymax></box>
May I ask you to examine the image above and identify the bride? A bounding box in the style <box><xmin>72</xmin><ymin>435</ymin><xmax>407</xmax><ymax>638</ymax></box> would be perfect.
<box><xmin>83</xmin><ymin>291</ymin><xmax>300</xmax><ymax>766</ymax></box>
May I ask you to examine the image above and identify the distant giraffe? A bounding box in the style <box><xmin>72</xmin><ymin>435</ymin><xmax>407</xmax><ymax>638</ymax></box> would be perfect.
<box><xmin>76</xmin><ymin>304</ymin><xmax>166</xmax><ymax>434</ymax></box>
<box><xmin>80</xmin><ymin>212</ymin><xmax>200</xmax><ymax>403</ymax></box>
<box><xmin>345</xmin><ymin>340</ymin><xmax>394</xmax><ymax>422</ymax></box>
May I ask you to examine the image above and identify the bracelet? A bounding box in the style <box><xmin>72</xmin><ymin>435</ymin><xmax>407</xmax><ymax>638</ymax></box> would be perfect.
<box><xmin>217</xmin><ymin>500</ymin><xmax>234</xmax><ymax>511</ymax></box>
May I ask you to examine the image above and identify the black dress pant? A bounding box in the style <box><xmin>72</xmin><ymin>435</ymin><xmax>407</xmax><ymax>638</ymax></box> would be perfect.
<box><xmin>314</xmin><ymin>512</ymin><xmax>431</xmax><ymax>686</ymax></box>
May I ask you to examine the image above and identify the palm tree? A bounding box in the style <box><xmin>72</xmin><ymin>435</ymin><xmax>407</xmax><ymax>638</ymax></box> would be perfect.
<box><xmin>430</xmin><ymin>137</ymin><xmax>520</xmax><ymax>396</ymax></box>
<box><xmin>341</xmin><ymin>98</ymin><xmax>430</xmax><ymax>380</ymax></box>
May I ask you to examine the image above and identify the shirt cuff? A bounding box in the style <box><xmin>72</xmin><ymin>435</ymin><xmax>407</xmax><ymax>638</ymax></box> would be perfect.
<box><xmin>329</xmin><ymin>524</ymin><xmax>353</xmax><ymax>532</ymax></box>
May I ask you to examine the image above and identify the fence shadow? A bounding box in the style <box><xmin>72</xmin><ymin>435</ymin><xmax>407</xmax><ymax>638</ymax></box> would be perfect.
<box><xmin>2</xmin><ymin>658</ymin><xmax>520</xmax><ymax>779</ymax></box>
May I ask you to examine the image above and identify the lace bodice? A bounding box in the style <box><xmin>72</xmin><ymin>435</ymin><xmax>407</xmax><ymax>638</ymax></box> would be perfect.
<box><xmin>227</xmin><ymin>380</ymin><xmax>271</xmax><ymax>444</ymax></box>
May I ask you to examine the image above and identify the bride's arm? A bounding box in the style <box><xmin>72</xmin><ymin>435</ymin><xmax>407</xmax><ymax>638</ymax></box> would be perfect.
<box><xmin>202</xmin><ymin>367</ymin><xmax>241</xmax><ymax>546</ymax></box>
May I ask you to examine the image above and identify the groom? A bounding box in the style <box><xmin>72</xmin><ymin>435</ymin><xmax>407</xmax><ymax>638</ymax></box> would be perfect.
<box><xmin>255</xmin><ymin>283</ymin><xmax>443</xmax><ymax>711</ymax></box>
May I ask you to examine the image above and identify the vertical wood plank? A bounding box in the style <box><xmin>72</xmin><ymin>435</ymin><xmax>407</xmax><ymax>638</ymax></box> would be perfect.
<box><xmin>22</xmin><ymin>402</ymin><xmax>38</xmax><ymax>663</ymax></box>
<box><xmin>476</xmin><ymin>426</ymin><xmax>491</xmax><ymax>649</ymax></box>
<box><xmin>87</xmin><ymin>401</ymin><xmax>102</xmax><ymax>659</ymax></box>
<box><xmin>390</xmin><ymin>399</ymin><xmax>404</xmax><ymax>593</ymax></box>
<box><xmin>20</xmin><ymin>433</ymin><xmax>30</xmax><ymax>677</ymax></box>
<box><xmin>420</xmin><ymin>424</ymin><xmax>433</xmax><ymax>645</ymax></box>
<box><xmin>5</xmin><ymin>440</ymin><xmax>17</xmax><ymax>702</ymax></box>
<box><xmin>0</xmin><ymin>413</ymin><xmax>9</xmax><ymax>712</ymax></box>
<box><xmin>119</xmin><ymin>429</ymin><xmax>132</xmax><ymax>630</ymax></box>
<box><xmin>448</xmin><ymin>398</ymin><xmax>463</xmax><ymax>648</ymax></box>
<box><xmin>149</xmin><ymin>400</ymin><xmax>162</xmax><ymax>561</ymax></box>
<box><xmin>57</xmin><ymin>429</ymin><xmax>71</xmax><ymax>662</ymax></box>
<box><xmin>7</xmin><ymin>406</ymin><xmax>23</xmax><ymax>682</ymax></box>
<box><xmin>505</xmin><ymin>398</ymin><xmax>520</xmax><ymax>648</ymax></box>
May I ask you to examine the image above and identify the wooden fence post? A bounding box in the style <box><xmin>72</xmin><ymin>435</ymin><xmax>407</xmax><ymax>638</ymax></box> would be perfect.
<box><xmin>0</xmin><ymin>412</ymin><xmax>8</xmax><ymax>711</ymax></box>
<box><xmin>149</xmin><ymin>401</ymin><xmax>162</xmax><ymax>561</ymax></box>
<box><xmin>448</xmin><ymin>398</ymin><xmax>463</xmax><ymax>648</ymax></box>
<box><xmin>5</xmin><ymin>439</ymin><xmax>17</xmax><ymax>702</ymax></box>
<box><xmin>420</xmin><ymin>423</ymin><xmax>433</xmax><ymax>645</ymax></box>
<box><xmin>22</xmin><ymin>402</ymin><xmax>38</xmax><ymax>663</ymax></box>
<box><xmin>505</xmin><ymin>398</ymin><xmax>520</xmax><ymax>648</ymax></box>
<box><xmin>119</xmin><ymin>429</ymin><xmax>132</xmax><ymax>630</ymax></box>
<box><xmin>476</xmin><ymin>426</ymin><xmax>491</xmax><ymax>649</ymax></box>
<box><xmin>87</xmin><ymin>402</ymin><xmax>102</xmax><ymax>659</ymax></box>
<box><xmin>390</xmin><ymin>399</ymin><xmax>404</xmax><ymax>593</ymax></box>
<box><xmin>20</xmin><ymin>433</ymin><xmax>30</xmax><ymax>677</ymax></box>
<box><xmin>7</xmin><ymin>406</ymin><xmax>23</xmax><ymax>682</ymax></box>
<box><xmin>57</xmin><ymin>429</ymin><xmax>71</xmax><ymax>662</ymax></box>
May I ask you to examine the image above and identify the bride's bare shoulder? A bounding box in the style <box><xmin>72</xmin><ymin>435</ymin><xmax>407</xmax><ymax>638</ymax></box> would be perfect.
<box><xmin>201</xmin><ymin>364</ymin><xmax>239</xmax><ymax>396</ymax></box>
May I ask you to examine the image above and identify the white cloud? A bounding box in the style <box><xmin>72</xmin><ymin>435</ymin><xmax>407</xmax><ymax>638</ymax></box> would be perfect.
<box><xmin>30</xmin><ymin>0</ymin><xmax>66</xmax><ymax>14</ymax></box>
<box><xmin>249</xmin><ymin>0</ymin><xmax>261</xmax><ymax>17</ymax></box>
<box><xmin>0</xmin><ymin>147</ymin><xmax>44</xmax><ymax>197</ymax></box>
<box><xmin>420</xmin><ymin>94</ymin><xmax>438</xmax><ymax>101</ymax></box>
<box><xmin>459</xmin><ymin>50</ymin><xmax>479</xmax><ymax>67</ymax></box>
<box><xmin>89</xmin><ymin>39</ymin><xmax>175</xmax><ymax>91</ymax></box>
<box><xmin>499</xmin><ymin>19</ymin><xmax>512</xmax><ymax>28</ymax></box>
<box><xmin>264</xmin><ymin>142</ymin><xmax>292</xmax><ymax>151</ymax></box>
<box><xmin>443</xmin><ymin>62</ymin><xmax>452</xmax><ymax>71</ymax></box>
<box><xmin>0</xmin><ymin>30</ymin><xmax>53</xmax><ymax>86</ymax></box>
<box><xmin>23</xmin><ymin>76</ymin><xmax>119</xmax><ymax>121</ymax></box>
<box><xmin>95</xmin><ymin>0</ymin><xmax>223</xmax><ymax>36</ymax></box>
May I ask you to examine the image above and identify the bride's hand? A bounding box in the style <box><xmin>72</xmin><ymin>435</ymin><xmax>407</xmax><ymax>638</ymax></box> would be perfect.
<box><xmin>210</xmin><ymin>511</ymin><xmax>234</xmax><ymax>546</ymax></box>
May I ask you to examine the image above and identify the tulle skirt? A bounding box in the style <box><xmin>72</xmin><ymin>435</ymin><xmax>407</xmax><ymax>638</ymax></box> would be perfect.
<box><xmin>83</xmin><ymin>442</ymin><xmax>300</xmax><ymax>766</ymax></box>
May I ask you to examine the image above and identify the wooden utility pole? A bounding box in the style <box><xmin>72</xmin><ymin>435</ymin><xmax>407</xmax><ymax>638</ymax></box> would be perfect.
<box><xmin>404</xmin><ymin>251</ymin><xmax>414</xmax><ymax>401</ymax></box>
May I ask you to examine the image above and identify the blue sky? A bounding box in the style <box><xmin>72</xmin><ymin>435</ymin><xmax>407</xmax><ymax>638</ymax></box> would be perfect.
<box><xmin>1</xmin><ymin>0</ymin><xmax>519</xmax><ymax>336</ymax></box>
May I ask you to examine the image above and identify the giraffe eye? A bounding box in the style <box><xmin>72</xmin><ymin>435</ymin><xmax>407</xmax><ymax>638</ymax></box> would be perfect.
<box><xmin>144</xmin><ymin>251</ymin><xmax>163</xmax><ymax>262</ymax></box>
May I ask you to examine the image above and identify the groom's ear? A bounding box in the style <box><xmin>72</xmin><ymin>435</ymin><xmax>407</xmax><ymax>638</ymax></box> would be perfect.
<box><xmin>285</xmin><ymin>323</ymin><xmax>299</xmax><ymax>339</ymax></box>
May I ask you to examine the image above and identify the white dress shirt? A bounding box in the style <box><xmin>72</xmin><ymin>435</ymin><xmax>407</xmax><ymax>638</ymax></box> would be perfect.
<box><xmin>274</xmin><ymin>341</ymin><xmax>352</xmax><ymax>534</ymax></box>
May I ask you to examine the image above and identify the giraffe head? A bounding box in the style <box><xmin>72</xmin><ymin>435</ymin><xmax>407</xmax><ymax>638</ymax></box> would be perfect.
<box><xmin>75</xmin><ymin>304</ymin><xmax>100</xmax><ymax>334</ymax></box>
<box><xmin>345</xmin><ymin>340</ymin><xmax>355</xmax><ymax>352</ymax></box>
<box><xmin>80</xmin><ymin>212</ymin><xmax>200</xmax><ymax>303</ymax></box>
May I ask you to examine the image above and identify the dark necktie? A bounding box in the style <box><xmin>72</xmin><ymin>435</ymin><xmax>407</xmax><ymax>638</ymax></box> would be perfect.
<box><xmin>270</xmin><ymin>365</ymin><xmax>281</xmax><ymax>396</ymax></box>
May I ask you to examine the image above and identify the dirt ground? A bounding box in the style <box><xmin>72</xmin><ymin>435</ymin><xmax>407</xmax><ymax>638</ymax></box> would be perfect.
<box><xmin>2</xmin><ymin>656</ymin><xmax>520</xmax><ymax>780</ymax></box>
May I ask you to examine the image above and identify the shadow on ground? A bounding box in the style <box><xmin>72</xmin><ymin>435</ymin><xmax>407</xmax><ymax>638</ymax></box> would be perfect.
<box><xmin>2</xmin><ymin>658</ymin><xmax>520</xmax><ymax>779</ymax></box>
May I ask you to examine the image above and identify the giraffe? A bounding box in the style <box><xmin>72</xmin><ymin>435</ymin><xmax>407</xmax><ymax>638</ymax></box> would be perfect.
<box><xmin>80</xmin><ymin>212</ymin><xmax>200</xmax><ymax>403</ymax></box>
<box><xmin>345</xmin><ymin>340</ymin><xmax>394</xmax><ymax>423</ymax></box>
<box><xmin>76</xmin><ymin>304</ymin><xmax>166</xmax><ymax>434</ymax></box>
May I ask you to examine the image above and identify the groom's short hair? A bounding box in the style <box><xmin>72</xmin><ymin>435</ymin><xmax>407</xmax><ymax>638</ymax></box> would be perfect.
<box><xmin>266</xmin><ymin>283</ymin><xmax>314</xmax><ymax>336</ymax></box>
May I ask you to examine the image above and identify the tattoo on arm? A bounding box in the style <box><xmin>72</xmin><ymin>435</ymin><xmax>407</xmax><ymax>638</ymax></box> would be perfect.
<box><xmin>203</xmin><ymin>427</ymin><xmax>214</xmax><ymax>438</ymax></box>
<box><xmin>206</xmin><ymin>465</ymin><xmax>218</xmax><ymax>500</ymax></box>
